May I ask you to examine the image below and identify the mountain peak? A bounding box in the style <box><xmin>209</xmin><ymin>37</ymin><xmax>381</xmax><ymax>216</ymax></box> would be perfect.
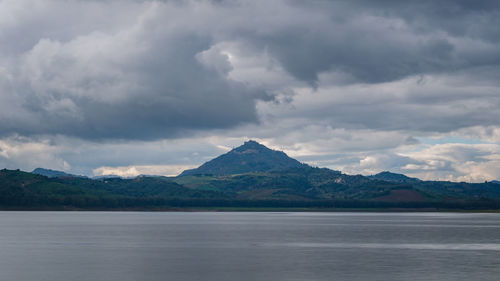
<box><xmin>233</xmin><ymin>140</ymin><xmax>272</xmax><ymax>153</ymax></box>
<box><xmin>179</xmin><ymin>140</ymin><xmax>307</xmax><ymax>176</ymax></box>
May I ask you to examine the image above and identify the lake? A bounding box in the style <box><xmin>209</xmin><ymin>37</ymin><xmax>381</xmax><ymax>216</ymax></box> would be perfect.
<box><xmin>1</xmin><ymin>212</ymin><xmax>499</xmax><ymax>281</ymax></box>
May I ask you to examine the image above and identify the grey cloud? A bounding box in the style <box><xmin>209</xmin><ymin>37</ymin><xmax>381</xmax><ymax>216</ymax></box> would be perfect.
<box><xmin>2</xmin><ymin>0</ymin><xmax>500</xmax><ymax>141</ymax></box>
<box><xmin>261</xmin><ymin>69</ymin><xmax>500</xmax><ymax>134</ymax></box>
<box><xmin>0</xmin><ymin>1</ymin><xmax>139</xmax><ymax>55</ymax></box>
<box><xmin>363</xmin><ymin>0</ymin><xmax>500</xmax><ymax>42</ymax></box>
<box><xmin>224</xmin><ymin>0</ymin><xmax>500</xmax><ymax>84</ymax></box>
<box><xmin>0</xmin><ymin>2</ymin><xmax>271</xmax><ymax>140</ymax></box>
<box><xmin>1</xmin><ymin>0</ymin><xmax>500</xmax><ymax>183</ymax></box>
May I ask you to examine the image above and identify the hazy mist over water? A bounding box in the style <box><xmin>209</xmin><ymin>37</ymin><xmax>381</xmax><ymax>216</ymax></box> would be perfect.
<box><xmin>1</xmin><ymin>212</ymin><xmax>500</xmax><ymax>281</ymax></box>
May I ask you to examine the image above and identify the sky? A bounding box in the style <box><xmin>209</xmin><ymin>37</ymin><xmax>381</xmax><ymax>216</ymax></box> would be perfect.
<box><xmin>0</xmin><ymin>0</ymin><xmax>500</xmax><ymax>182</ymax></box>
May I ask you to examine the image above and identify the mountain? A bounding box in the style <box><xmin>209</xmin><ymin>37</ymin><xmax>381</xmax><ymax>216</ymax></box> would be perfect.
<box><xmin>368</xmin><ymin>171</ymin><xmax>420</xmax><ymax>183</ymax></box>
<box><xmin>0</xmin><ymin>168</ymin><xmax>223</xmax><ymax>208</ymax></box>
<box><xmin>32</xmin><ymin>168</ymin><xmax>84</xmax><ymax>178</ymax></box>
<box><xmin>179</xmin><ymin>140</ymin><xmax>308</xmax><ymax>176</ymax></box>
<box><xmin>177</xmin><ymin>142</ymin><xmax>500</xmax><ymax>203</ymax></box>
<box><xmin>93</xmin><ymin>175</ymin><xmax>124</xmax><ymax>180</ymax></box>
<box><xmin>492</xmin><ymin>180</ymin><xmax>500</xmax><ymax>185</ymax></box>
<box><xmin>3</xmin><ymin>141</ymin><xmax>500</xmax><ymax>210</ymax></box>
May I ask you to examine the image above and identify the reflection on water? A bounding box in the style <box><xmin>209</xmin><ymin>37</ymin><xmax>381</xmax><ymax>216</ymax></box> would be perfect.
<box><xmin>1</xmin><ymin>212</ymin><xmax>500</xmax><ymax>281</ymax></box>
<box><xmin>274</xmin><ymin>242</ymin><xmax>500</xmax><ymax>250</ymax></box>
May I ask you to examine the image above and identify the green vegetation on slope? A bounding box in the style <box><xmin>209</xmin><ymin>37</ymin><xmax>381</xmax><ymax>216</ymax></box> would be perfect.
<box><xmin>2</xmin><ymin>140</ymin><xmax>500</xmax><ymax>210</ymax></box>
<box><xmin>175</xmin><ymin>166</ymin><xmax>424</xmax><ymax>200</ymax></box>
<box><xmin>0</xmin><ymin>169</ymin><xmax>224</xmax><ymax>208</ymax></box>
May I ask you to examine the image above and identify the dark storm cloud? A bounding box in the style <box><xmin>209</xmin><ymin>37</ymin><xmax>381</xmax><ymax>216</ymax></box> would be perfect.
<box><xmin>356</xmin><ymin>0</ymin><xmax>500</xmax><ymax>41</ymax></box>
<box><xmin>1</xmin><ymin>0</ymin><xmax>500</xmax><ymax>141</ymax></box>
<box><xmin>233</xmin><ymin>0</ymin><xmax>500</xmax><ymax>84</ymax></box>
<box><xmin>0</xmin><ymin>2</ymin><xmax>271</xmax><ymax>140</ymax></box>
<box><xmin>6</xmin><ymin>32</ymin><xmax>265</xmax><ymax>139</ymax></box>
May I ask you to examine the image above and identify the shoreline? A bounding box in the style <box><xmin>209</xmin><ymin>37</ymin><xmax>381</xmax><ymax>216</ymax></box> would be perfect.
<box><xmin>1</xmin><ymin>206</ymin><xmax>500</xmax><ymax>212</ymax></box>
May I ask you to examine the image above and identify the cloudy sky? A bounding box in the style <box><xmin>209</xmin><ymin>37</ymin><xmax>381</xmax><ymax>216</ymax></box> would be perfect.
<box><xmin>1</xmin><ymin>0</ymin><xmax>500</xmax><ymax>182</ymax></box>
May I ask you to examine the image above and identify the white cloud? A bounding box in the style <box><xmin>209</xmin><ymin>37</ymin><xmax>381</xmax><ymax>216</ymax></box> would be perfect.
<box><xmin>93</xmin><ymin>164</ymin><xmax>196</xmax><ymax>178</ymax></box>
<box><xmin>0</xmin><ymin>136</ymin><xmax>71</xmax><ymax>172</ymax></box>
<box><xmin>399</xmin><ymin>143</ymin><xmax>500</xmax><ymax>182</ymax></box>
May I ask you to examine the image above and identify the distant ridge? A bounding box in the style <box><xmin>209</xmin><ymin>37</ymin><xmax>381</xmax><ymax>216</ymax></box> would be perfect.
<box><xmin>32</xmin><ymin>168</ymin><xmax>84</xmax><ymax>178</ymax></box>
<box><xmin>368</xmin><ymin>171</ymin><xmax>421</xmax><ymax>183</ymax></box>
<box><xmin>93</xmin><ymin>175</ymin><xmax>124</xmax><ymax>180</ymax></box>
<box><xmin>179</xmin><ymin>140</ymin><xmax>307</xmax><ymax>176</ymax></box>
<box><xmin>2</xmin><ymin>140</ymin><xmax>500</xmax><ymax>210</ymax></box>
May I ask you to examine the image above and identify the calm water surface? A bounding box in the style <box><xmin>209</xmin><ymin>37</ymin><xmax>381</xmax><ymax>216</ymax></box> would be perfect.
<box><xmin>1</xmin><ymin>212</ymin><xmax>499</xmax><ymax>281</ymax></box>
